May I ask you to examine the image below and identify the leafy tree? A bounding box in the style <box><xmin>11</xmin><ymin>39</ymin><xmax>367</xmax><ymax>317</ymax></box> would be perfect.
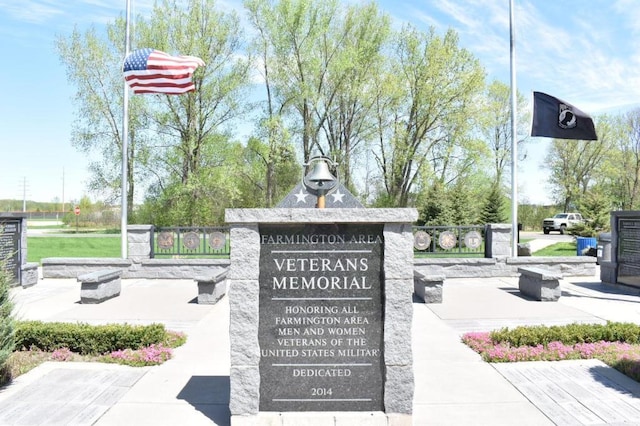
<box><xmin>56</xmin><ymin>22</ymin><xmax>150</xmax><ymax>215</ymax></box>
<box><xmin>138</xmin><ymin>135</ymin><xmax>245</xmax><ymax>226</ymax></box>
<box><xmin>544</xmin><ymin>127</ymin><xmax>611</xmax><ymax>211</ymax></box>
<box><xmin>237</xmin><ymin>137</ymin><xmax>300</xmax><ymax>208</ymax></box>
<box><xmin>372</xmin><ymin>26</ymin><xmax>485</xmax><ymax>206</ymax></box>
<box><xmin>244</xmin><ymin>0</ymin><xmax>340</xmax><ymax>161</ymax></box>
<box><xmin>244</xmin><ymin>0</ymin><xmax>312</xmax><ymax>206</ymax></box>
<box><xmin>245</xmin><ymin>0</ymin><xmax>391</xmax><ymax>195</ymax></box>
<box><xmin>600</xmin><ymin>111</ymin><xmax>640</xmax><ymax>209</ymax></box>
<box><xmin>316</xmin><ymin>2</ymin><xmax>391</xmax><ymax>190</ymax></box>
<box><xmin>478</xmin><ymin>80</ymin><xmax>529</xmax><ymax>187</ymax></box>
<box><xmin>59</xmin><ymin>0</ymin><xmax>255</xmax><ymax>226</ymax></box>
<box><xmin>518</xmin><ymin>202</ymin><xmax>557</xmax><ymax>231</ymax></box>
<box><xmin>134</xmin><ymin>0</ymin><xmax>252</xmax><ymax>221</ymax></box>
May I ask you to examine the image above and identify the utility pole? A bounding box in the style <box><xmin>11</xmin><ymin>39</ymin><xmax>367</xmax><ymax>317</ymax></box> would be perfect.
<box><xmin>62</xmin><ymin>168</ymin><xmax>65</xmax><ymax>214</ymax></box>
<box><xmin>21</xmin><ymin>177</ymin><xmax>27</xmax><ymax>212</ymax></box>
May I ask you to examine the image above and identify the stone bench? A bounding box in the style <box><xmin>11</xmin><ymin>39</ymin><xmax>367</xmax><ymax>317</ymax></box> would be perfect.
<box><xmin>413</xmin><ymin>271</ymin><xmax>444</xmax><ymax>303</ymax></box>
<box><xmin>77</xmin><ymin>269</ymin><xmax>122</xmax><ymax>304</ymax></box>
<box><xmin>517</xmin><ymin>267</ymin><xmax>561</xmax><ymax>301</ymax></box>
<box><xmin>195</xmin><ymin>270</ymin><xmax>228</xmax><ymax>304</ymax></box>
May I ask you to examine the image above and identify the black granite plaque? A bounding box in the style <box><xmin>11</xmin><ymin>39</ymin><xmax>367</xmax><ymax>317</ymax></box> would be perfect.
<box><xmin>258</xmin><ymin>223</ymin><xmax>384</xmax><ymax>412</ymax></box>
<box><xmin>618</xmin><ymin>219</ymin><xmax>640</xmax><ymax>286</ymax></box>
<box><xmin>0</xmin><ymin>219</ymin><xmax>20</xmax><ymax>283</ymax></box>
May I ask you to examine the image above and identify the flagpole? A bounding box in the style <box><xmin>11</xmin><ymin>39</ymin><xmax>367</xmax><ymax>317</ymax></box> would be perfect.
<box><xmin>121</xmin><ymin>0</ymin><xmax>131</xmax><ymax>259</ymax></box>
<box><xmin>509</xmin><ymin>0</ymin><xmax>518</xmax><ymax>257</ymax></box>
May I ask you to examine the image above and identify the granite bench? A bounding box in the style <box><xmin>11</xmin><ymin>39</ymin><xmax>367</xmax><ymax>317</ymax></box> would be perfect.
<box><xmin>517</xmin><ymin>266</ymin><xmax>561</xmax><ymax>301</ymax></box>
<box><xmin>413</xmin><ymin>271</ymin><xmax>444</xmax><ymax>303</ymax></box>
<box><xmin>77</xmin><ymin>269</ymin><xmax>122</xmax><ymax>304</ymax></box>
<box><xmin>194</xmin><ymin>270</ymin><xmax>228</xmax><ymax>304</ymax></box>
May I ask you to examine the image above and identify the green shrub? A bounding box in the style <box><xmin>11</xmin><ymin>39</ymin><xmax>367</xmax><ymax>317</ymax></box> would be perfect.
<box><xmin>489</xmin><ymin>322</ymin><xmax>640</xmax><ymax>346</ymax></box>
<box><xmin>568</xmin><ymin>222</ymin><xmax>598</xmax><ymax>238</ymax></box>
<box><xmin>0</xmin><ymin>260</ymin><xmax>15</xmax><ymax>376</ymax></box>
<box><xmin>14</xmin><ymin>321</ymin><xmax>167</xmax><ymax>355</ymax></box>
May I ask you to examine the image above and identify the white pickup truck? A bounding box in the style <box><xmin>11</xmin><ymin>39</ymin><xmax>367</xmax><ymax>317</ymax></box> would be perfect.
<box><xmin>542</xmin><ymin>213</ymin><xmax>584</xmax><ymax>235</ymax></box>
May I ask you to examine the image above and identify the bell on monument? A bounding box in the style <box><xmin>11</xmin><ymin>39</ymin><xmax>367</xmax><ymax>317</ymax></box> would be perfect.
<box><xmin>306</xmin><ymin>160</ymin><xmax>335</xmax><ymax>186</ymax></box>
<box><xmin>303</xmin><ymin>157</ymin><xmax>338</xmax><ymax>209</ymax></box>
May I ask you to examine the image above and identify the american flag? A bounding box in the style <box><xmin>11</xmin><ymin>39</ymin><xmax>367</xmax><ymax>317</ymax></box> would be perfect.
<box><xmin>123</xmin><ymin>48</ymin><xmax>205</xmax><ymax>95</ymax></box>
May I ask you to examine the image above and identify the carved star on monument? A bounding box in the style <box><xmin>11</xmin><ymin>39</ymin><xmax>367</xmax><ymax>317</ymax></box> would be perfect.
<box><xmin>294</xmin><ymin>188</ymin><xmax>308</xmax><ymax>203</ymax></box>
<box><xmin>331</xmin><ymin>188</ymin><xmax>345</xmax><ymax>203</ymax></box>
<box><xmin>277</xmin><ymin>183</ymin><xmax>364</xmax><ymax>208</ymax></box>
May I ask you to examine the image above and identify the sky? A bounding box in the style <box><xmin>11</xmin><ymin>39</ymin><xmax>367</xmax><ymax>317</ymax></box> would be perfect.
<box><xmin>1</xmin><ymin>0</ymin><xmax>639</xmax><ymax>207</ymax></box>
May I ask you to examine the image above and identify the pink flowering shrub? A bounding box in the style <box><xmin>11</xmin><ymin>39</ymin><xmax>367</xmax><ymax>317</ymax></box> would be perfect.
<box><xmin>44</xmin><ymin>344</ymin><xmax>174</xmax><ymax>367</ymax></box>
<box><xmin>103</xmin><ymin>344</ymin><xmax>173</xmax><ymax>366</ymax></box>
<box><xmin>462</xmin><ymin>330</ymin><xmax>640</xmax><ymax>382</ymax></box>
<box><xmin>44</xmin><ymin>329</ymin><xmax>184</xmax><ymax>367</ymax></box>
<box><xmin>50</xmin><ymin>347</ymin><xmax>74</xmax><ymax>362</ymax></box>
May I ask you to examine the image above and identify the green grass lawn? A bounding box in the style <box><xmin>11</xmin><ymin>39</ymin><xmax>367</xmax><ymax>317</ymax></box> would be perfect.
<box><xmin>533</xmin><ymin>242</ymin><xmax>576</xmax><ymax>256</ymax></box>
<box><xmin>27</xmin><ymin>224</ymin><xmax>66</xmax><ymax>230</ymax></box>
<box><xmin>25</xmin><ymin>237</ymin><xmax>580</xmax><ymax>263</ymax></box>
<box><xmin>27</xmin><ymin>237</ymin><xmax>121</xmax><ymax>263</ymax></box>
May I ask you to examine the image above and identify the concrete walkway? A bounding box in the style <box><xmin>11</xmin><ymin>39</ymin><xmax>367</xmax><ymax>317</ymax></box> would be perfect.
<box><xmin>1</xmin><ymin>267</ymin><xmax>640</xmax><ymax>425</ymax></box>
<box><xmin>416</xmin><ymin>275</ymin><xmax>640</xmax><ymax>425</ymax></box>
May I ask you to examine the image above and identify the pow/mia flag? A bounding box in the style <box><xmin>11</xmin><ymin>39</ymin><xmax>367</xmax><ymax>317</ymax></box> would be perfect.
<box><xmin>531</xmin><ymin>91</ymin><xmax>598</xmax><ymax>140</ymax></box>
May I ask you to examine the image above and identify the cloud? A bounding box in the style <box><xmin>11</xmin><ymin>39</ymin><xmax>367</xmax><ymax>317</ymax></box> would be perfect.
<box><xmin>454</xmin><ymin>0</ymin><xmax>640</xmax><ymax>113</ymax></box>
<box><xmin>0</xmin><ymin>0</ymin><xmax>63</xmax><ymax>24</ymax></box>
<box><xmin>0</xmin><ymin>0</ymin><xmax>149</xmax><ymax>27</ymax></box>
<box><xmin>613</xmin><ymin>0</ymin><xmax>640</xmax><ymax>35</ymax></box>
<box><xmin>417</xmin><ymin>1</ymin><xmax>512</xmax><ymax>73</ymax></box>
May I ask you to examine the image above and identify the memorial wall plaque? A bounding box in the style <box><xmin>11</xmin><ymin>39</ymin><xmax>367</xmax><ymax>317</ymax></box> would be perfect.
<box><xmin>258</xmin><ymin>223</ymin><xmax>384</xmax><ymax>412</ymax></box>
<box><xmin>618</xmin><ymin>219</ymin><xmax>640</xmax><ymax>286</ymax></box>
<box><xmin>0</xmin><ymin>219</ymin><xmax>21</xmax><ymax>283</ymax></box>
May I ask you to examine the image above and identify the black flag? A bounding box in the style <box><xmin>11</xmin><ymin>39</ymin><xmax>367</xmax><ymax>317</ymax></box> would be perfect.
<box><xmin>531</xmin><ymin>91</ymin><xmax>597</xmax><ymax>140</ymax></box>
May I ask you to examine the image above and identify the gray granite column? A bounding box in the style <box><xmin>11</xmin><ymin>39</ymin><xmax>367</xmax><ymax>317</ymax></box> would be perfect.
<box><xmin>485</xmin><ymin>223</ymin><xmax>512</xmax><ymax>258</ymax></box>
<box><xmin>382</xmin><ymin>223</ymin><xmax>415</xmax><ymax>417</ymax></box>
<box><xmin>228</xmin><ymin>224</ymin><xmax>261</xmax><ymax>416</ymax></box>
<box><xmin>18</xmin><ymin>216</ymin><xmax>39</xmax><ymax>287</ymax></box>
<box><xmin>19</xmin><ymin>215</ymin><xmax>27</xmax><ymax>269</ymax></box>
<box><xmin>225</xmin><ymin>208</ymin><xmax>417</xmax><ymax>426</ymax></box>
<box><xmin>127</xmin><ymin>225</ymin><xmax>153</xmax><ymax>262</ymax></box>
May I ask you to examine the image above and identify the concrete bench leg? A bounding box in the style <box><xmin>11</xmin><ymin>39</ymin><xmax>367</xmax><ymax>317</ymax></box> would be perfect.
<box><xmin>414</xmin><ymin>272</ymin><xmax>444</xmax><ymax>303</ymax></box>
<box><xmin>195</xmin><ymin>271</ymin><xmax>228</xmax><ymax>304</ymax></box>
<box><xmin>21</xmin><ymin>262</ymin><xmax>39</xmax><ymax>288</ymax></box>
<box><xmin>517</xmin><ymin>267</ymin><xmax>561</xmax><ymax>301</ymax></box>
<box><xmin>78</xmin><ymin>269</ymin><xmax>122</xmax><ymax>304</ymax></box>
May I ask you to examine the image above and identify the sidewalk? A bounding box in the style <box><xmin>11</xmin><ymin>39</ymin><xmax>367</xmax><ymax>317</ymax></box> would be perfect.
<box><xmin>1</xmin><ymin>268</ymin><xmax>640</xmax><ymax>425</ymax></box>
<box><xmin>416</xmin><ymin>274</ymin><xmax>640</xmax><ymax>425</ymax></box>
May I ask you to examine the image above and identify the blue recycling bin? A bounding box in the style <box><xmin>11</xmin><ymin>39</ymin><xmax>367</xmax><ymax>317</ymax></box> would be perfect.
<box><xmin>576</xmin><ymin>237</ymin><xmax>597</xmax><ymax>256</ymax></box>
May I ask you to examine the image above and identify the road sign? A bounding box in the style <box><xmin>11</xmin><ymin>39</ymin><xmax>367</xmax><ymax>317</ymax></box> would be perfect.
<box><xmin>74</xmin><ymin>206</ymin><xmax>80</xmax><ymax>216</ymax></box>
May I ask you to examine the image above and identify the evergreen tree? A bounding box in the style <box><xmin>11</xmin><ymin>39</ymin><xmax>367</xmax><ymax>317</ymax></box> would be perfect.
<box><xmin>449</xmin><ymin>180</ymin><xmax>474</xmax><ymax>225</ymax></box>
<box><xmin>569</xmin><ymin>189</ymin><xmax>613</xmax><ymax>236</ymax></box>
<box><xmin>419</xmin><ymin>181</ymin><xmax>452</xmax><ymax>225</ymax></box>
<box><xmin>0</xmin><ymin>261</ymin><xmax>15</xmax><ymax>380</ymax></box>
<box><xmin>480</xmin><ymin>184</ymin><xmax>507</xmax><ymax>224</ymax></box>
<box><xmin>578</xmin><ymin>190</ymin><xmax>611</xmax><ymax>231</ymax></box>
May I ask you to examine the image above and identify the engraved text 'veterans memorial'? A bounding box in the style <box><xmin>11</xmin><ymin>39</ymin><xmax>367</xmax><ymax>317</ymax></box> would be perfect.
<box><xmin>258</xmin><ymin>223</ymin><xmax>384</xmax><ymax>412</ymax></box>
